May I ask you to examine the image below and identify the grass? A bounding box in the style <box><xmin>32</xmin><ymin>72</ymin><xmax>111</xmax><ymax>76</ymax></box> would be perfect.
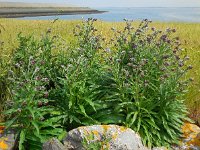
<box><xmin>0</xmin><ymin>18</ymin><xmax>200</xmax><ymax>123</ymax></box>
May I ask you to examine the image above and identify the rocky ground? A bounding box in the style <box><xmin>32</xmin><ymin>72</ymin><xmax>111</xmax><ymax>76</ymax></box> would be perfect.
<box><xmin>1</xmin><ymin>123</ymin><xmax>200</xmax><ymax>150</ymax></box>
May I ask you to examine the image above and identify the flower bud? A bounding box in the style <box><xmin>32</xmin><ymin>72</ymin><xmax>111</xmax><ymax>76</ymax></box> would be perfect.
<box><xmin>127</xmin><ymin>63</ymin><xmax>133</xmax><ymax>67</ymax></box>
<box><xmin>187</xmin><ymin>65</ymin><xmax>193</xmax><ymax>70</ymax></box>
<box><xmin>116</xmin><ymin>59</ymin><xmax>122</xmax><ymax>63</ymax></box>
<box><xmin>44</xmin><ymin>92</ymin><xmax>49</xmax><ymax>98</ymax></box>
<box><xmin>17</xmin><ymin>108</ymin><xmax>22</xmax><ymax>113</ymax></box>
<box><xmin>15</xmin><ymin>63</ymin><xmax>20</xmax><ymax>68</ymax></box>
<box><xmin>38</xmin><ymin>101</ymin><xmax>43</xmax><ymax>107</ymax></box>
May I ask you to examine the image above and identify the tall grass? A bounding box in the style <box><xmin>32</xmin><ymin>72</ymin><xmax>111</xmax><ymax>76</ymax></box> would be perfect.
<box><xmin>0</xmin><ymin>19</ymin><xmax>200</xmax><ymax>124</ymax></box>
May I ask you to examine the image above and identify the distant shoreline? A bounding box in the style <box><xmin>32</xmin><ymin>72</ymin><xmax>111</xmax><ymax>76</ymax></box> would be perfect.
<box><xmin>0</xmin><ymin>8</ymin><xmax>107</xmax><ymax>18</ymax></box>
<box><xmin>0</xmin><ymin>2</ymin><xmax>106</xmax><ymax>18</ymax></box>
<box><xmin>0</xmin><ymin>10</ymin><xmax>106</xmax><ymax>18</ymax></box>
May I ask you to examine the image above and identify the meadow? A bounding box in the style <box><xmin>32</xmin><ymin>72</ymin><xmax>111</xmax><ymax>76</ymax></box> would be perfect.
<box><xmin>0</xmin><ymin>18</ymin><xmax>199</xmax><ymax>149</ymax></box>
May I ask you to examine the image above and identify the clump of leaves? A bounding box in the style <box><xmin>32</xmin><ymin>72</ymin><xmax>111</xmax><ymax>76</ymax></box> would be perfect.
<box><xmin>106</xmin><ymin>19</ymin><xmax>192</xmax><ymax>147</ymax></box>
<box><xmin>49</xmin><ymin>18</ymin><xmax>112</xmax><ymax>129</ymax></box>
<box><xmin>4</xmin><ymin>33</ymin><xmax>65</xmax><ymax>150</ymax></box>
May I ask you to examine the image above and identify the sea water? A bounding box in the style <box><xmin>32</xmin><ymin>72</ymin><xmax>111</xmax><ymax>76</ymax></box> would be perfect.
<box><xmin>18</xmin><ymin>7</ymin><xmax>200</xmax><ymax>22</ymax></box>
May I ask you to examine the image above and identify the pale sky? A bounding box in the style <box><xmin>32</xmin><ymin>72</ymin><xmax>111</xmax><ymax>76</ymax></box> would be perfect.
<box><xmin>1</xmin><ymin>0</ymin><xmax>200</xmax><ymax>7</ymax></box>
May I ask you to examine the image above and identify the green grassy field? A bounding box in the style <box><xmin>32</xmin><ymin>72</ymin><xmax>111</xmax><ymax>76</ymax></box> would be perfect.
<box><xmin>0</xmin><ymin>19</ymin><xmax>200</xmax><ymax>123</ymax></box>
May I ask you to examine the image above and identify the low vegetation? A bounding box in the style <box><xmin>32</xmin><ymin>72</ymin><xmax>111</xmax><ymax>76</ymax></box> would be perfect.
<box><xmin>0</xmin><ymin>19</ymin><xmax>199</xmax><ymax>118</ymax></box>
<box><xmin>0</xmin><ymin>18</ymin><xmax>195</xmax><ymax>149</ymax></box>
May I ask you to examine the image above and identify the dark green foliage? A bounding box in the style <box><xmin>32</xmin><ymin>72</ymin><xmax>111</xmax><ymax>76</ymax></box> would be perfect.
<box><xmin>4</xmin><ymin>33</ymin><xmax>65</xmax><ymax>150</ymax></box>
<box><xmin>3</xmin><ymin>18</ymin><xmax>191</xmax><ymax>149</ymax></box>
<box><xmin>107</xmin><ymin>19</ymin><xmax>191</xmax><ymax>147</ymax></box>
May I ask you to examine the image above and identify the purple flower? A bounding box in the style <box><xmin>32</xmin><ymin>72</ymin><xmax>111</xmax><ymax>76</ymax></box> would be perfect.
<box><xmin>166</xmin><ymin>40</ymin><xmax>171</xmax><ymax>44</ymax></box>
<box><xmin>127</xmin><ymin>63</ymin><xmax>133</xmax><ymax>67</ymax></box>
<box><xmin>121</xmin><ymin>51</ymin><xmax>126</xmax><ymax>55</ymax></box>
<box><xmin>116</xmin><ymin>59</ymin><xmax>122</xmax><ymax>63</ymax></box>
<box><xmin>40</xmin><ymin>60</ymin><xmax>45</xmax><ymax>65</ymax></box>
<box><xmin>166</xmin><ymin>28</ymin><xmax>171</xmax><ymax>32</ymax></box>
<box><xmin>42</xmin><ymin>78</ymin><xmax>49</xmax><ymax>82</ymax></box>
<box><xmin>172</xmin><ymin>29</ymin><xmax>176</xmax><ymax>33</ymax></box>
<box><xmin>171</xmin><ymin>68</ymin><xmax>175</xmax><ymax>72</ymax></box>
<box><xmin>160</xmin><ymin>35</ymin><xmax>167</xmax><ymax>41</ymax></box>
<box><xmin>35</xmin><ymin>67</ymin><xmax>40</xmax><ymax>72</ymax></box>
<box><xmin>162</xmin><ymin>55</ymin><xmax>170</xmax><ymax>59</ymax></box>
<box><xmin>17</xmin><ymin>108</ymin><xmax>22</xmax><ymax>113</ymax></box>
<box><xmin>176</xmin><ymin>55</ymin><xmax>180</xmax><ymax>60</ymax></box>
<box><xmin>132</xmin><ymin>65</ymin><xmax>137</xmax><ymax>69</ymax></box>
<box><xmin>31</xmin><ymin>60</ymin><xmax>36</xmax><ymax>65</ymax></box>
<box><xmin>175</xmin><ymin>37</ymin><xmax>180</xmax><ymax>40</ymax></box>
<box><xmin>111</xmin><ymin>27</ymin><xmax>116</xmax><ymax>31</ymax></box>
<box><xmin>184</xmin><ymin>56</ymin><xmax>190</xmax><ymax>61</ymax></box>
<box><xmin>35</xmin><ymin>76</ymin><xmax>41</xmax><ymax>81</ymax></box>
<box><xmin>173</xmin><ymin>50</ymin><xmax>177</xmax><ymax>54</ymax></box>
<box><xmin>47</xmin><ymin>28</ymin><xmax>51</xmax><ymax>33</ymax></box>
<box><xmin>15</xmin><ymin>63</ymin><xmax>20</xmax><ymax>68</ymax></box>
<box><xmin>151</xmin><ymin>27</ymin><xmax>156</xmax><ymax>31</ymax></box>
<box><xmin>161</xmin><ymin>68</ymin><xmax>166</xmax><ymax>71</ymax></box>
<box><xmin>132</xmin><ymin>44</ymin><xmax>137</xmax><ymax>49</ymax></box>
<box><xmin>164</xmin><ymin>62</ymin><xmax>170</xmax><ymax>66</ymax></box>
<box><xmin>163</xmin><ymin>74</ymin><xmax>169</xmax><ymax>78</ymax></box>
<box><xmin>129</xmin><ymin>57</ymin><xmax>135</xmax><ymax>62</ymax></box>
<box><xmin>178</xmin><ymin>62</ymin><xmax>184</xmax><ymax>67</ymax></box>
<box><xmin>38</xmin><ymin>101</ymin><xmax>43</xmax><ymax>107</ymax></box>
<box><xmin>136</xmin><ymin>29</ymin><xmax>142</xmax><ymax>33</ymax></box>
<box><xmin>189</xmin><ymin>78</ymin><xmax>194</xmax><ymax>82</ymax></box>
<box><xmin>147</xmin><ymin>37</ymin><xmax>151</xmax><ymax>43</ymax></box>
<box><xmin>36</xmin><ymin>86</ymin><xmax>45</xmax><ymax>91</ymax></box>
<box><xmin>105</xmin><ymin>48</ymin><xmax>111</xmax><ymax>53</ymax></box>
<box><xmin>140</xmin><ymin>71</ymin><xmax>145</xmax><ymax>78</ymax></box>
<box><xmin>76</xmin><ymin>24</ymin><xmax>80</xmax><ymax>28</ymax></box>
<box><xmin>44</xmin><ymin>92</ymin><xmax>49</xmax><ymax>98</ymax></box>
<box><xmin>187</xmin><ymin>65</ymin><xmax>193</xmax><ymax>70</ymax></box>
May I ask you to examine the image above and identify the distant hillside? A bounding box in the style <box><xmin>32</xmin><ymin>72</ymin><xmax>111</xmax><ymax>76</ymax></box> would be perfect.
<box><xmin>0</xmin><ymin>2</ymin><xmax>106</xmax><ymax>18</ymax></box>
<box><xmin>0</xmin><ymin>2</ymin><xmax>76</xmax><ymax>8</ymax></box>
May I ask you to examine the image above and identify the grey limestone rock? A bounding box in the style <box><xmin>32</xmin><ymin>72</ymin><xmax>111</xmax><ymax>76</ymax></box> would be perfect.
<box><xmin>43</xmin><ymin>138</ymin><xmax>65</xmax><ymax>150</ymax></box>
<box><xmin>62</xmin><ymin>125</ymin><xmax>148</xmax><ymax>150</ymax></box>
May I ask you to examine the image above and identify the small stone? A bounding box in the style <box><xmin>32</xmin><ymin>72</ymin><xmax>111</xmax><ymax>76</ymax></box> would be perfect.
<box><xmin>0</xmin><ymin>128</ymin><xmax>16</xmax><ymax>150</ymax></box>
<box><xmin>176</xmin><ymin>123</ymin><xmax>200</xmax><ymax>150</ymax></box>
<box><xmin>152</xmin><ymin>147</ymin><xmax>168</xmax><ymax>150</ymax></box>
<box><xmin>43</xmin><ymin>138</ymin><xmax>65</xmax><ymax>150</ymax></box>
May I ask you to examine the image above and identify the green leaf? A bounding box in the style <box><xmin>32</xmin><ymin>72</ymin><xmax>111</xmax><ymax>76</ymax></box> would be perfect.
<box><xmin>130</xmin><ymin>112</ymin><xmax>138</xmax><ymax>127</ymax></box>
<box><xmin>28</xmin><ymin>107</ymin><xmax>35</xmax><ymax>119</ymax></box>
<box><xmin>31</xmin><ymin>121</ymin><xmax>40</xmax><ymax>135</ymax></box>
<box><xmin>58</xmin><ymin>131</ymin><xmax>67</xmax><ymax>141</ymax></box>
<box><xmin>97</xmin><ymin>114</ymin><xmax>124</xmax><ymax>124</ymax></box>
<box><xmin>69</xmin><ymin>100</ymin><xmax>73</xmax><ymax>109</ymax></box>
<box><xmin>79</xmin><ymin>104</ymin><xmax>87</xmax><ymax>117</ymax></box>
<box><xmin>3</xmin><ymin>109</ymin><xmax>16</xmax><ymax>115</ymax></box>
<box><xmin>5</xmin><ymin>116</ymin><xmax>18</xmax><ymax>129</ymax></box>
<box><xmin>85</xmin><ymin>98</ymin><xmax>96</xmax><ymax>111</ymax></box>
<box><xmin>19</xmin><ymin>130</ymin><xmax>26</xmax><ymax>150</ymax></box>
<box><xmin>137</xmin><ymin>117</ymin><xmax>141</xmax><ymax>132</ymax></box>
